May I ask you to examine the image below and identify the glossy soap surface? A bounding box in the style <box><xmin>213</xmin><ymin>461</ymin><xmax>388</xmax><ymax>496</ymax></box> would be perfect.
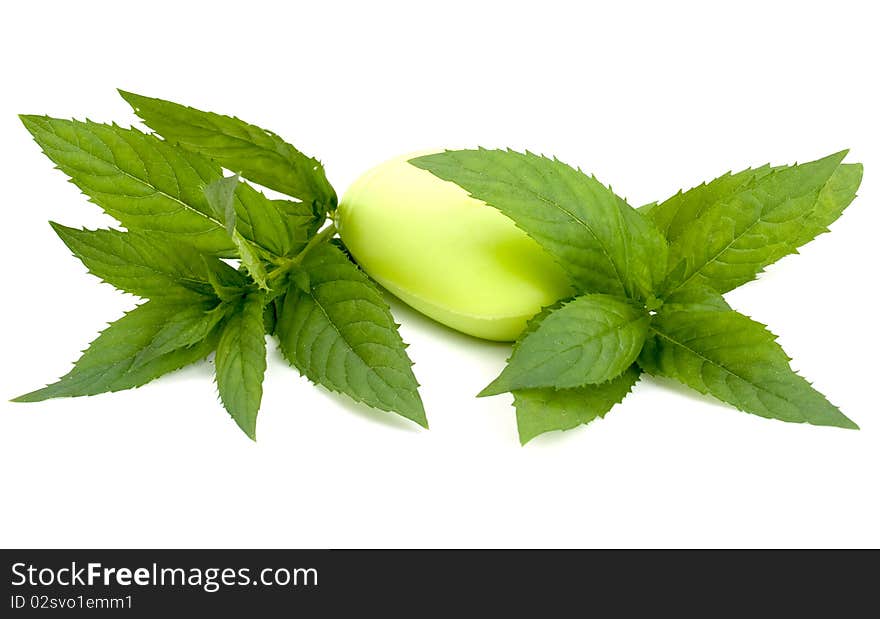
<box><xmin>337</xmin><ymin>152</ymin><xmax>573</xmax><ymax>341</ymax></box>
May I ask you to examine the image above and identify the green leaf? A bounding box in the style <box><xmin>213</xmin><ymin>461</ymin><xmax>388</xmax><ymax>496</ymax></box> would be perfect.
<box><xmin>794</xmin><ymin>163</ymin><xmax>862</xmax><ymax>246</ymax></box>
<box><xmin>21</xmin><ymin>116</ymin><xmax>232</xmax><ymax>255</ymax></box>
<box><xmin>49</xmin><ymin>223</ymin><xmax>229</xmax><ymax>301</ymax></box>
<box><xmin>263</xmin><ymin>298</ymin><xmax>279</xmax><ymax>336</ymax></box>
<box><xmin>202</xmin><ymin>255</ymin><xmax>249</xmax><ymax>302</ymax></box>
<box><xmin>480</xmin><ymin>293</ymin><xmax>649</xmax><ymax>395</ymax></box>
<box><xmin>204</xmin><ymin>174</ymin><xmax>239</xmax><ymax>236</ymax></box>
<box><xmin>119</xmin><ymin>90</ymin><xmax>337</xmax><ymax>209</ymax></box>
<box><xmin>514</xmin><ymin>366</ymin><xmax>641</xmax><ymax>444</ymax></box>
<box><xmin>641</xmin><ymin>165</ymin><xmax>774</xmax><ymax>241</ymax></box>
<box><xmin>276</xmin><ymin>242</ymin><xmax>426</xmax><ymax>427</ymax></box>
<box><xmin>132</xmin><ymin>302</ymin><xmax>228</xmax><ymax>370</ymax></box>
<box><xmin>235</xmin><ymin>181</ymin><xmax>321</xmax><ymax>257</ymax></box>
<box><xmin>13</xmin><ymin>301</ymin><xmax>218</xmax><ymax>402</ymax></box>
<box><xmin>21</xmin><ymin>116</ymin><xmax>318</xmax><ymax>258</ymax></box>
<box><xmin>411</xmin><ymin>149</ymin><xmax>667</xmax><ymax>301</ymax></box>
<box><xmin>214</xmin><ymin>293</ymin><xmax>267</xmax><ymax>440</ymax></box>
<box><xmin>663</xmin><ymin>151</ymin><xmax>852</xmax><ymax>294</ymax></box>
<box><xmin>203</xmin><ymin>176</ymin><xmax>270</xmax><ymax>290</ymax></box>
<box><xmin>638</xmin><ymin>307</ymin><xmax>857</xmax><ymax>429</ymax></box>
<box><xmin>661</xmin><ymin>286</ymin><xmax>731</xmax><ymax>312</ymax></box>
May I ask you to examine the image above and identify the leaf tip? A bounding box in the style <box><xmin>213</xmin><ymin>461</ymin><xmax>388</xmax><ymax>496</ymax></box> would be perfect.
<box><xmin>835</xmin><ymin>415</ymin><xmax>860</xmax><ymax>431</ymax></box>
<box><xmin>477</xmin><ymin>380</ymin><xmax>506</xmax><ymax>398</ymax></box>
<box><xmin>18</xmin><ymin>114</ymin><xmax>44</xmax><ymax>134</ymax></box>
<box><xmin>10</xmin><ymin>389</ymin><xmax>45</xmax><ymax>403</ymax></box>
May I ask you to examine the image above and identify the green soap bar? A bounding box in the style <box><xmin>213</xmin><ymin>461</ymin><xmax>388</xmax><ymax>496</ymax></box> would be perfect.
<box><xmin>337</xmin><ymin>151</ymin><xmax>573</xmax><ymax>341</ymax></box>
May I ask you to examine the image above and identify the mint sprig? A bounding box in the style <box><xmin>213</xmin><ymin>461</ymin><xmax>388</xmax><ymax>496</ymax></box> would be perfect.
<box><xmin>413</xmin><ymin>149</ymin><xmax>861</xmax><ymax>442</ymax></box>
<box><xmin>15</xmin><ymin>92</ymin><xmax>425</xmax><ymax>439</ymax></box>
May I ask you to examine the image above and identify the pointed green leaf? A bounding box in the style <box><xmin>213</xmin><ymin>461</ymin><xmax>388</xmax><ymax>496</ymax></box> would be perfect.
<box><xmin>514</xmin><ymin>366</ymin><xmax>641</xmax><ymax>444</ymax></box>
<box><xmin>481</xmin><ymin>294</ymin><xmax>649</xmax><ymax>395</ymax></box>
<box><xmin>49</xmin><ymin>223</ymin><xmax>231</xmax><ymax>301</ymax></box>
<box><xmin>202</xmin><ymin>255</ymin><xmax>249</xmax><ymax>302</ymax></box>
<box><xmin>133</xmin><ymin>302</ymin><xmax>228</xmax><ymax>370</ymax></box>
<box><xmin>663</xmin><ymin>151</ymin><xmax>855</xmax><ymax>294</ymax></box>
<box><xmin>119</xmin><ymin>90</ymin><xmax>336</xmax><ymax>209</ymax></box>
<box><xmin>662</xmin><ymin>286</ymin><xmax>731</xmax><ymax>312</ymax></box>
<box><xmin>215</xmin><ymin>293</ymin><xmax>266</xmax><ymax>440</ymax></box>
<box><xmin>641</xmin><ymin>165</ymin><xmax>775</xmax><ymax>241</ymax></box>
<box><xmin>504</xmin><ymin>302</ymin><xmax>641</xmax><ymax>443</ymax></box>
<box><xmin>21</xmin><ymin>115</ymin><xmax>232</xmax><ymax>254</ymax></box>
<box><xmin>411</xmin><ymin>149</ymin><xmax>667</xmax><ymax>301</ymax></box>
<box><xmin>794</xmin><ymin>163</ymin><xmax>862</xmax><ymax>246</ymax></box>
<box><xmin>204</xmin><ymin>174</ymin><xmax>239</xmax><ymax>236</ymax></box>
<box><xmin>21</xmin><ymin>116</ymin><xmax>318</xmax><ymax>258</ymax></box>
<box><xmin>13</xmin><ymin>301</ymin><xmax>218</xmax><ymax>402</ymax></box>
<box><xmin>203</xmin><ymin>175</ymin><xmax>270</xmax><ymax>290</ymax></box>
<box><xmin>233</xmin><ymin>237</ymin><xmax>269</xmax><ymax>290</ymax></box>
<box><xmin>638</xmin><ymin>307</ymin><xmax>857</xmax><ymax>429</ymax></box>
<box><xmin>276</xmin><ymin>242</ymin><xmax>426</xmax><ymax>427</ymax></box>
<box><xmin>234</xmin><ymin>180</ymin><xmax>321</xmax><ymax>257</ymax></box>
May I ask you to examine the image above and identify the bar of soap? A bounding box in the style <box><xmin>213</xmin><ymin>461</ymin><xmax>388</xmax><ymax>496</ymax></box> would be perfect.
<box><xmin>337</xmin><ymin>152</ymin><xmax>573</xmax><ymax>341</ymax></box>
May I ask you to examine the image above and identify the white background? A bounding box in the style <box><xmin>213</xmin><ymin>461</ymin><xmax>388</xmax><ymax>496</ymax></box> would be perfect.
<box><xmin>1</xmin><ymin>0</ymin><xmax>877</xmax><ymax>548</ymax></box>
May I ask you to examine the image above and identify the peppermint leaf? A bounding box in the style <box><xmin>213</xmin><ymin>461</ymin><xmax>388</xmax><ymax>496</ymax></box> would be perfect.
<box><xmin>638</xmin><ymin>307</ymin><xmax>857</xmax><ymax>429</ymax></box>
<box><xmin>641</xmin><ymin>165</ymin><xmax>775</xmax><ymax>241</ymax></box>
<box><xmin>514</xmin><ymin>366</ymin><xmax>641</xmax><ymax>444</ymax></box>
<box><xmin>795</xmin><ymin>163</ymin><xmax>862</xmax><ymax>246</ymax></box>
<box><xmin>661</xmin><ymin>286</ymin><xmax>731</xmax><ymax>312</ymax></box>
<box><xmin>119</xmin><ymin>90</ymin><xmax>336</xmax><ymax>209</ymax></box>
<box><xmin>202</xmin><ymin>255</ymin><xmax>250</xmax><ymax>302</ymax></box>
<box><xmin>215</xmin><ymin>293</ymin><xmax>266</xmax><ymax>440</ymax></box>
<box><xmin>204</xmin><ymin>174</ymin><xmax>239</xmax><ymax>236</ymax></box>
<box><xmin>480</xmin><ymin>293</ymin><xmax>649</xmax><ymax>395</ymax></box>
<box><xmin>13</xmin><ymin>301</ymin><xmax>219</xmax><ymax>402</ymax></box>
<box><xmin>411</xmin><ymin>149</ymin><xmax>667</xmax><ymax>301</ymax></box>
<box><xmin>204</xmin><ymin>175</ymin><xmax>269</xmax><ymax>290</ymax></box>
<box><xmin>132</xmin><ymin>302</ymin><xmax>228</xmax><ymax>370</ymax></box>
<box><xmin>21</xmin><ymin>116</ymin><xmax>318</xmax><ymax>258</ymax></box>
<box><xmin>21</xmin><ymin>116</ymin><xmax>233</xmax><ymax>255</ymax></box>
<box><xmin>49</xmin><ymin>223</ymin><xmax>226</xmax><ymax>301</ymax></box>
<box><xmin>275</xmin><ymin>242</ymin><xmax>426</xmax><ymax>427</ymax></box>
<box><xmin>663</xmin><ymin>151</ymin><xmax>853</xmax><ymax>294</ymax></box>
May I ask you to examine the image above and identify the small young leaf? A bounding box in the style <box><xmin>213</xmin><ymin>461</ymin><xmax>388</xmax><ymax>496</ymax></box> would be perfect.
<box><xmin>638</xmin><ymin>307</ymin><xmax>857</xmax><ymax>429</ymax></box>
<box><xmin>411</xmin><ymin>149</ymin><xmax>667</xmax><ymax>301</ymax></box>
<box><xmin>50</xmin><ymin>223</ymin><xmax>226</xmax><ymax>301</ymax></box>
<box><xmin>234</xmin><ymin>238</ymin><xmax>270</xmax><ymax>291</ymax></box>
<box><xmin>13</xmin><ymin>301</ymin><xmax>219</xmax><ymax>402</ymax></box>
<box><xmin>480</xmin><ymin>294</ymin><xmax>649</xmax><ymax>395</ymax></box>
<box><xmin>663</xmin><ymin>151</ymin><xmax>853</xmax><ymax>294</ymax></box>
<box><xmin>202</xmin><ymin>255</ymin><xmax>250</xmax><ymax>302</ymax></box>
<box><xmin>133</xmin><ymin>302</ymin><xmax>228</xmax><ymax>370</ymax></box>
<box><xmin>215</xmin><ymin>293</ymin><xmax>266</xmax><ymax>440</ymax></box>
<box><xmin>514</xmin><ymin>366</ymin><xmax>641</xmax><ymax>444</ymax></box>
<box><xmin>203</xmin><ymin>176</ymin><xmax>270</xmax><ymax>290</ymax></box>
<box><xmin>119</xmin><ymin>90</ymin><xmax>337</xmax><ymax>209</ymax></box>
<box><xmin>204</xmin><ymin>174</ymin><xmax>239</xmax><ymax>236</ymax></box>
<box><xmin>275</xmin><ymin>242</ymin><xmax>426</xmax><ymax>427</ymax></box>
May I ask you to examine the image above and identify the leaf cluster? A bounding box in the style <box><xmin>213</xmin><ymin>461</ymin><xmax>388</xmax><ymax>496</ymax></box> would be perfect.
<box><xmin>15</xmin><ymin>92</ymin><xmax>426</xmax><ymax>439</ymax></box>
<box><xmin>412</xmin><ymin>149</ymin><xmax>862</xmax><ymax>443</ymax></box>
